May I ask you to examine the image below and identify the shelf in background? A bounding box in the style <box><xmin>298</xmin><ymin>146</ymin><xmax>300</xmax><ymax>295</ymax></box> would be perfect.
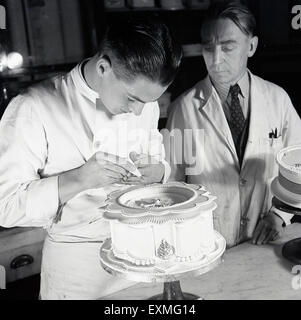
<box><xmin>104</xmin><ymin>7</ymin><xmax>207</xmax><ymax>13</ymax></box>
<box><xmin>0</xmin><ymin>63</ymin><xmax>76</xmax><ymax>80</ymax></box>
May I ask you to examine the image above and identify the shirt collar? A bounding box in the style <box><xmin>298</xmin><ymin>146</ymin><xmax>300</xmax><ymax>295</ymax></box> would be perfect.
<box><xmin>197</xmin><ymin>70</ymin><xmax>250</xmax><ymax>104</ymax></box>
<box><xmin>236</xmin><ymin>71</ymin><xmax>249</xmax><ymax>99</ymax></box>
<box><xmin>70</xmin><ymin>59</ymin><xmax>99</xmax><ymax>103</ymax></box>
<box><xmin>210</xmin><ymin>71</ymin><xmax>250</xmax><ymax>103</ymax></box>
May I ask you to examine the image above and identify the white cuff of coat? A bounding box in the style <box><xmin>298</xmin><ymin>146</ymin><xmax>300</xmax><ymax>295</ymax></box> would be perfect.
<box><xmin>270</xmin><ymin>206</ymin><xmax>292</xmax><ymax>227</ymax></box>
<box><xmin>161</xmin><ymin>159</ymin><xmax>171</xmax><ymax>184</ymax></box>
<box><xmin>26</xmin><ymin>176</ymin><xmax>59</xmax><ymax>222</ymax></box>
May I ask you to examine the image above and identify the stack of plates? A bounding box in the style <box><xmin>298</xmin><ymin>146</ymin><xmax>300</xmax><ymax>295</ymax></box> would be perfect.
<box><xmin>271</xmin><ymin>145</ymin><xmax>301</xmax><ymax>209</ymax></box>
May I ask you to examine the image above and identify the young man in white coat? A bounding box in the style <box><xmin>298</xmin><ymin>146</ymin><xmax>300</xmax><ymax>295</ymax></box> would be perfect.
<box><xmin>0</xmin><ymin>19</ymin><xmax>182</xmax><ymax>299</ymax></box>
<box><xmin>165</xmin><ymin>2</ymin><xmax>301</xmax><ymax>248</ymax></box>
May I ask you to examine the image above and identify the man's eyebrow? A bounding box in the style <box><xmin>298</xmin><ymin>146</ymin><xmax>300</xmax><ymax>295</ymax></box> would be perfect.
<box><xmin>220</xmin><ymin>40</ymin><xmax>237</xmax><ymax>45</ymax></box>
<box><xmin>202</xmin><ymin>39</ymin><xmax>237</xmax><ymax>45</ymax></box>
<box><xmin>127</xmin><ymin>93</ymin><xmax>146</xmax><ymax>104</ymax></box>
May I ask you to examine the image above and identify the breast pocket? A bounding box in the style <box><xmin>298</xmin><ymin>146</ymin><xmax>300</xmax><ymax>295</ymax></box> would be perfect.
<box><xmin>259</xmin><ymin>137</ymin><xmax>283</xmax><ymax>179</ymax></box>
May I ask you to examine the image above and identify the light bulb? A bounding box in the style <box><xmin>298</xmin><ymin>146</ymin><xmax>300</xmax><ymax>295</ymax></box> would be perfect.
<box><xmin>7</xmin><ymin>52</ymin><xmax>23</xmax><ymax>70</ymax></box>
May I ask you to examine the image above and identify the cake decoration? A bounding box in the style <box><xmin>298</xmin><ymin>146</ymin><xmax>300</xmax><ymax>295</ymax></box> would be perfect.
<box><xmin>127</xmin><ymin>198</ymin><xmax>174</xmax><ymax>209</ymax></box>
<box><xmin>156</xmin><ymin>240</ymin><xmax>175</xmax><ymax>260</ymax></box>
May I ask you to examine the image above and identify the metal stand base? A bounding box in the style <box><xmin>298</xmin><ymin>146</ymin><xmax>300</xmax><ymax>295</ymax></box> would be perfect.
<box><xmin>272</xmin><ymin>197</ymin><xmax>301</xmax><ymax>265</ymax></box>
<box><xmin>282</xmin><ymin>238</ymin><xmax>301</xmax><ymax>265</ymax></box>
<box><xmin>148</xmin><ymin>281</ymin><xmax>201</xmax><ymax>300</ymax></box>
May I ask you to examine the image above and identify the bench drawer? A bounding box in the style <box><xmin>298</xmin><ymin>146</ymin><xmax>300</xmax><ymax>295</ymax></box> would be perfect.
<box><xmin>0</xmin><ymin>228</ymin><xmax>46</xmax><ymax>283</ymax></box>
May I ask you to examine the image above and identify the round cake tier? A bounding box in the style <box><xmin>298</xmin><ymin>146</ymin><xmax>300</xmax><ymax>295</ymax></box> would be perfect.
<box><xmin>100</xmin><ymin>182</ymin><xmax>219</xmax><ymax>266</ymax></box>
<box><xmin>109</xmin><ymin>210</ymin><xmax>216</xmax><ymax>266</ymax></box>
<box><xmin>100</xmin><ymin>182</ymin><xmax>217</xmax><ymax>224</ymax></box>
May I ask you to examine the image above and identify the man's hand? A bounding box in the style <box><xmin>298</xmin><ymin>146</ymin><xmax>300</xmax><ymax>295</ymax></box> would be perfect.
<box><xmin>252</xmin><ymin>211</ymin><xmax>284</xmax><ymax>245</ymax></box>
<box><xmin>125</xmin><ymin>151</ymin><xmax>165</xmax><ymax>185</ymax></box>
<box><xmin>59</xmin><ymin>152</ymin><xmax>134</xmax><ymax>204</ymax></box>
<box><xmin>78</xmin><ymin>152</ymin><xmax>135</xmax><ymax>189</ymax></box>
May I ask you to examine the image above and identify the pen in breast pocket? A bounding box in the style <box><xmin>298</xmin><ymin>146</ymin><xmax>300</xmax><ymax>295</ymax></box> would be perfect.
<box><xmin>269</xmin><ymin>128</ymin><xmax>280</xmax><ymax>147</ymax></box>
<box><xmin>269</xmin><ymin>130</ymin><xmax>275</xmax><ymax>147</ymax></box>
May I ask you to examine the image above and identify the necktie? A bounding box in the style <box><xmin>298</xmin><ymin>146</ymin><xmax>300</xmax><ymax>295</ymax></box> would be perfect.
<box><xmin>229</xmin><ymin>84</ymin><xmax>246</xmax><ymax>140</ymax></box>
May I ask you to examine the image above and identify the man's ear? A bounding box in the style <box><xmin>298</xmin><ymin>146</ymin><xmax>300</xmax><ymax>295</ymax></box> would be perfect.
<box><xmin>248</xmin><ymin>36</ymin><xmax>258</xmax><ymax>58</ymax></box>
<box><xmin>96</xmin><ymin>55</ymin><xmax>112</xmax><ymax>78</ymax></box>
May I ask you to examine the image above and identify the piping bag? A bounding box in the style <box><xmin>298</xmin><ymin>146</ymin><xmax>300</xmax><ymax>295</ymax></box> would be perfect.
<box><xmin>102</xmin><ymin>152</ymin><xmax>142</xmax><ymax>177</ymax></box>
<box><xmin>125</xmin><ymin>158</ymin><xmax>142</xmax><ymax>177</ymax></box>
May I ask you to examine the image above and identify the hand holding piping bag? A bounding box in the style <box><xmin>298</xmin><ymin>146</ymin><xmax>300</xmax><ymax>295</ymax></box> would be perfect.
<box><xmin>124</xmin><ymin>151</ymin><xmax>165</xmax><ymax>185</ymax></box>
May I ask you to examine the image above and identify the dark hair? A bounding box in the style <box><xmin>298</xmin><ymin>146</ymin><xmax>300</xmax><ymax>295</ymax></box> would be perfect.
<box><xmin>201</xmin><ymin>1</ymin><xmax>257</xmax><ymax>38</ymax></box>
<box><xmin>98</xmin><ymin>18</ymin><xmax>182</xmax><ymax>86</ymax></box>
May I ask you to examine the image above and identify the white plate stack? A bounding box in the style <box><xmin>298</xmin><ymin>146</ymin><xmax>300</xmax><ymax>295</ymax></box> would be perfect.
<box><xmin>271</xmin><ymin>145</ymin><xmax>301</xmax><ymax>209</ymax></box>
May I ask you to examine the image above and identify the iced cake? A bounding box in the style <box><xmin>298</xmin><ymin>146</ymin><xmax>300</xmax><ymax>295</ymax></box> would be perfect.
<box><xmin>100</xmin><ymin>182</ymin><xmax>220</xmax><ymax>266</ymax></box>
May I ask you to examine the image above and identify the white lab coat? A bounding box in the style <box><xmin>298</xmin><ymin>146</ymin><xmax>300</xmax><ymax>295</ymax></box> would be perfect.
<box><xmin>0</xmin><ymin>63</ymin><xmax>170</xmax><ymax>299</ymax></box>
<box><xmin>166</xmin><ymin>71</ymin><xmax>301</xmax><ymax>247</ymax></box>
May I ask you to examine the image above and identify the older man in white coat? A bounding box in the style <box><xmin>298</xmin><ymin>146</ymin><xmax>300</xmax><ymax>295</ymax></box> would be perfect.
<box><xmin>165</xmin><ymin>2</ymin><xmax>301</xmax><ymax>248</ymax></box>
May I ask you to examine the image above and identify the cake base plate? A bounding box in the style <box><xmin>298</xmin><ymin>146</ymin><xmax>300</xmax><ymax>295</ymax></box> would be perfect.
<box><xmin>99</xmin><ymin>231</ymin><xmax>226</xmax><ymax>284</ymax></box>
<box><xmin>271</xmin><ymin>178</ymin><xmax>301</xmax><ymax>210</ymax></box>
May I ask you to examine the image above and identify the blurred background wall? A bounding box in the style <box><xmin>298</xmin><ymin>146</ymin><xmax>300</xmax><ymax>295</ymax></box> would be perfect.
<box><xmin>0</xmin><ymin>0</ymin><xmax>300</xmax><ymax>122</ymax></box>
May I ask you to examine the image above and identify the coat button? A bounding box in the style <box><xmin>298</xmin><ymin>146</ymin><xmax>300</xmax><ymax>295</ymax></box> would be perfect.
<box><xmin>241</xmin><ymin>217</ymin><xmax>249</xmax><ymax>226</ymax></box>
<box><xmin>94</xmin><ymin>141</ymin><xmax>101</xmax><ymax>149</ymax></box>
<box><xmin>240</xmin><ymin>179</ymin><xmax>247</xmax><ymax>186</ymax></box>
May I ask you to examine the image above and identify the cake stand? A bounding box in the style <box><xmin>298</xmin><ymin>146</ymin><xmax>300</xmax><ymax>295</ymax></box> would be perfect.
<box><xmin>100</xmin><ymin>231</ymin><xmax>226</xmax><ymax>300</ymax></box>
<box><xmin>272</xmin><ymin>197</ymin><xmax>301</xmax><ymax>264</ymax></box>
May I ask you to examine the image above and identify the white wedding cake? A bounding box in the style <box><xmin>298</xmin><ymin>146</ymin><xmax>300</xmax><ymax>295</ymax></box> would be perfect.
<box><xmin>101</xmin><ymin>182</ymin><xmax>220</xmax><ymax>266</ymax></box>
